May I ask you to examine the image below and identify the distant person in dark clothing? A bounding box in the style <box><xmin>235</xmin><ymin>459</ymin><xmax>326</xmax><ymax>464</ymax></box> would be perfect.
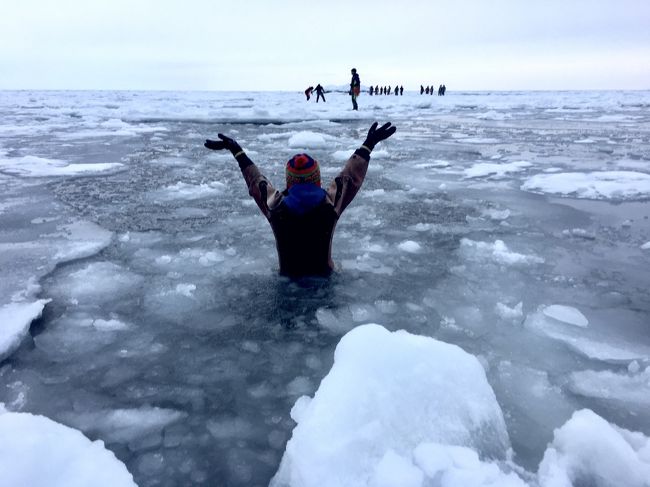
<box><xmin>315</xmin><ymin>84</ymin><xmax>326</xmax><ymax>102</ymax></box>
<box><xmin>203</xmin><ymin>122</ymin><xmax>397</xmax><ymax>277</ymax></box>
<box><xmin>350</xmin><ymin>68</ymin><xmax>361</xmax><ymax>110</ymax></box>
<box><xmin>305</xmin><ymin>86</ymin><xmax>313</xmax><ymax>101</ymax></box>
<box><xmin>400</xmin><ymin>86</ymin><xmax>404</xmax><ymax>95</ymax></box>
<box><xmin>438</xmin><ymin>85</ymin><xmax>442</xmax><ymax>96</ymax></box>
<box><xmin>369</xmin><ymin>86</ymin><xmax>374</xmax><ymax>95</ymax></box>
<box><xmin>375</xmin><ymin>85</ymin><xmax>379</xmax><ymax>95</ymax></box>
<box><xmin>442</xmin><ymin>84</ymin><xmax>446</xmax><ymax>95</ymax></box>
<box><xmin>394</xmin><ymin>86</ymin><xmax>398</xmax><ymax>95</ymax></box>
<box><xmin>425</xmin><ymin>86</ymin><xmax>430</xmax><ymax>95</ymax></box>
<box><xmin>420</xmin><ymin>85</ymin><xmax>424</xmax><ymax>95</ymax></box>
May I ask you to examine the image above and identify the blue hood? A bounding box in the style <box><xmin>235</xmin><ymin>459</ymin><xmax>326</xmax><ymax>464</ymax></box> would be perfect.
<box><xmin>283</xmin><ymin>184</ymin><xmax>327</xmax><ymax>215</ymax></box>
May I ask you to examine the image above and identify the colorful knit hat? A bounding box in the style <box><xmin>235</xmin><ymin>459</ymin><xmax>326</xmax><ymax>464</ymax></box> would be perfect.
<box><xmin>286</xmin><ymin>153</ymin><xmax>321</xmax><ymax>188</ymax></box>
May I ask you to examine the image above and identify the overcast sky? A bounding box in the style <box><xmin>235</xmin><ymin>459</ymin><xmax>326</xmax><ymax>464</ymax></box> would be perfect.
<box><xmin>1</xmin><ymin>0</ymin><xmax>649</xmax><ymax>91</ymax></box>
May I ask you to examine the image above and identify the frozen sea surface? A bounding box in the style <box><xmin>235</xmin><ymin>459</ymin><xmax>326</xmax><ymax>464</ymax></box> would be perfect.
<box><xmin>1</xmin><ymin>89</ymin><xmax>650</xmax><ymax>486</ymax></box>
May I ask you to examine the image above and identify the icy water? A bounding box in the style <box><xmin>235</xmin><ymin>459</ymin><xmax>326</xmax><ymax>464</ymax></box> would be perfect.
<box><xmin>1</xmin><ymin>90</ymin><xmax>650</xmax><ymax>486</ymax></box>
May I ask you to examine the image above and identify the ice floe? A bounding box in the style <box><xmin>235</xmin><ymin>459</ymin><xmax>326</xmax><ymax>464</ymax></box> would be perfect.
<box><xmin>522</xmin><ymin>171</ymin><xmax>650</xmax><ymax>200</ymax></box>
<box><xmin>0</xmin><ymin>408</ymin><xmax>136</xmax><ymax>487</ymax></box>
<box><xmin>0</xmin><ymin>155</ymin><xmax>123</xmax><ymax>177</ymax></box>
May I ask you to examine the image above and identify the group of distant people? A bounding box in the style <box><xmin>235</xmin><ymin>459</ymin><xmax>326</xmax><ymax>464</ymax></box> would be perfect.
<box><xmin>369</xmin><ymin>85</ymin><xmax>404</xmax><ymax>96</ymax></box>
<box><xmin>304</xmin><ymin>84</ymin><xmax>326</xmax><ymax>102</ymax></box>
<box><xmin>304</xmin><ymin>69</ymin><xmax>447</xmax><ymax>112</ymax></box>
<box><xmin>421</xmin><ymin>84</ymin><xmax>446</xmax><ymax>95</ymax></box>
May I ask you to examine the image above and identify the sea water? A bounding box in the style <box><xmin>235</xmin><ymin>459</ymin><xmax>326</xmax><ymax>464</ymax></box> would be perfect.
<box><xmin>1</xmin><ymin>89</ymin><xmax>649</xmax><ymax>486</ymax></box>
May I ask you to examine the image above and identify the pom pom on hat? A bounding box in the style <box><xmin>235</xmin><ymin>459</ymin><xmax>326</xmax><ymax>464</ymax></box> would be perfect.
<box><xmin>286</xmin><ymin>153</ymin><xmax>321</xmax><ymax>188</ymax></box>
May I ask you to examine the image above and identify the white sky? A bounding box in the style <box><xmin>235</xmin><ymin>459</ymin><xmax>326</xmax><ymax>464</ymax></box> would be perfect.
<box><xmin>1</xmin><ymin>0</ymin><xmax>649</xmax><ymax>91</ymax></box>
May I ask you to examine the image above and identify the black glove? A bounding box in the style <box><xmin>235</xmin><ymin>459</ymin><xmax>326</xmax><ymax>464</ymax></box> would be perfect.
<box><xmin>204</xmin><ymin>133</ymin><xmax>242</xmax><ymax>154</ymax></box>
<box><xmin>362</xmin><ymin>122</ymin><xmax>396</xmax><ymax>151</ymax></box>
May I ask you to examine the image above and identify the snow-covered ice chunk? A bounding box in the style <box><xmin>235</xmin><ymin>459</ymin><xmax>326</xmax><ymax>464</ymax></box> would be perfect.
<box><xmin>271</xmin><ymin>324</ymin><xmax>510</xmax><ymax>487</ymax></box>
<box><xmin>464</xmin><ymin>161</ymin><xmax>531</xmax><ymax>179</ymax></box>
<box><xmin>174</xmin><ymin>283</ymin><xmax>196</xmax><ymax>297</ymax></box>
<box><xmin>332</xmin><ymin>148</ymin><xmax>389</xmax><ymax>162</ymax></box>
<box><xmin>641</xmin><ymin>241</ymin><xmax>650</xmax><ymax>250</ymax></box>
<box><xmin>398</xmin><ymin>240</ymin><xmax>421</xmax><ymax>253</ymax></box>
<box><xmin>150</xmin><ymin>181</ymin><xmax>226</xmax><ymax>201</ymax></box>
<box><xmin>537</xmin><ymin>409</ymin><xmax>650</xmax><ymax>487</ymax></box>
<box><xmin>522</xmin><ymin>171</ymin><xmax>650</xmax><ymax>200</ymax></box>
<box><xmin>0</xmin><ymin>299</ymin><xmax>50</xmax><ymax>362</ymax></box>
<box><xmin>0</xmin><ymin>155</ymin><xmax>123</xmax><ymax>177</ymax></box>
<box><xmin>495</xmin><ymin>302</ymin><xmax>523</xmax><ymax>321</ymax></box>
<box><xmin>460</xmin><ymin>239</ymin><xmax>544</xmax><ymax>265</ymax></box>
<box><xmin>0</xmin><ymin>410</ymin><xmax>136</xmax><ymax>487</ymax></box>
<box><xmin>287</xmin><ymin>131</ymin><xmax>328</xmax><ymax>149</ymax></box>
<box><xmin>542</xmin><ymin>305</ymin><xmax>588</xmax><ymax>328</ymax></box>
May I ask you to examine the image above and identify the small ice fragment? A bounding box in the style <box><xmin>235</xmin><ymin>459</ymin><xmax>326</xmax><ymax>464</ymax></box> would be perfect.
<box><xmin>495</xmin><ymin>302</ymin><xmax>523</xmax><ymax>321</ymax></box>
<box><xmin>542</xmin><ymin>305</ymin><xmax>589</xmax><ymax>328</ymax></box>
<box><xmin>398</xmin><ymin>240</ymin><xmax>421</xmax><ymax>253</ymax></box>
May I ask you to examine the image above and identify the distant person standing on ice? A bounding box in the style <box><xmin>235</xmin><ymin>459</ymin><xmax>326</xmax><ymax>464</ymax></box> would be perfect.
<box><xmin>350</xmin><ymin>68</ymin><xmax>361</xmax><ymax>110</ymax></box>
<box><xmin>315</xmin><ymin>84</ymin><xmax>326</xmax><ymax>103</ymax></box>
<box><xmin>203</xmin><ymin>122</ymin><xmax>396</xmax><ymax>277</ymax></box>
<box><xmin>305</xmin><ymin>86</ymin><xmax>313</xmax><ymax>101</ymax></box>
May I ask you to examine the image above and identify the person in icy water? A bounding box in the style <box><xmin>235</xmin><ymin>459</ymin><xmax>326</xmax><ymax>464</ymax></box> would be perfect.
<box><xmin>204</xmin><ymin>122</ymin><xmax>396</xmax><ymax>277</ymax></box>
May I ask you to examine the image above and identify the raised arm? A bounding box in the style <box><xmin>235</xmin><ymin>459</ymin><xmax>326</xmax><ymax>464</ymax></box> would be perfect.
<box><xmin>204</xmin><ymin>133</ymin><xmax>278</xmax><ymax>219</ymax></box>
<box><xmin>327</xmin><ymin>122</ymin><xmax>397</xmax><ymax>215</ymax></box>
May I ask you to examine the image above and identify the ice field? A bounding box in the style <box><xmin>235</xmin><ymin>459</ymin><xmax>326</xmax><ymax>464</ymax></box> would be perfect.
<box><xmin>1</xmin><ymin>89</ymin><xmax>650</xmax><ymax>486</ymax></box>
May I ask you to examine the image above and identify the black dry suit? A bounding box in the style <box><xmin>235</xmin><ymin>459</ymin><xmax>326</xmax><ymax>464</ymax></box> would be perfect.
<box><xmin>270</xmin><ymin>185</ymin><xmax>338</xmax><ymax>276</ymax></box>
<box><xmin>238</xmin><ymin>152</ymin><xmax>369</xmax><ymax>277</ymax></box>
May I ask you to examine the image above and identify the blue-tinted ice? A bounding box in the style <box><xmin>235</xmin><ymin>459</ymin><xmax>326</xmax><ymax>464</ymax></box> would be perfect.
<box><xmin>1</xmin><ymin>90</ymin><xmax>649</xmax><ymax>486</ymax></box>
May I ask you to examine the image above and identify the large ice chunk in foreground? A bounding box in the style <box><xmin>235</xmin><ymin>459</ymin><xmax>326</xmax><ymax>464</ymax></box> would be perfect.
<box><xmin>538</xmin><ymin>409</ymin><xmax>650</xmax><ymax>487</ymax></box>
<box><xmin>0</xmin><ymin>408</ymin><xmax>136</xmax><ymax>487</ymax></box>
<box><xmin>271</xmin><ymin>324</ymin><xmax>510</xmax><ymax>487</ymax></box>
